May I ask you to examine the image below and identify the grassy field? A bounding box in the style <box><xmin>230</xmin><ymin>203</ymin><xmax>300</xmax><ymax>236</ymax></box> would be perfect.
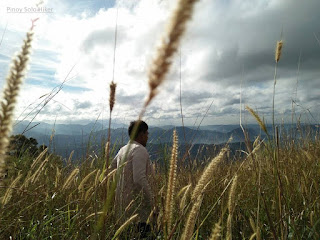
<box><xmin>0</xmin><ymin>0</ymin><xmax>320</xmax><ymax>239</ymax></box>
<box><xmin>0</xmin><ymin>124</ymin><xmax>320</xmax><ymax>239</ymax></box>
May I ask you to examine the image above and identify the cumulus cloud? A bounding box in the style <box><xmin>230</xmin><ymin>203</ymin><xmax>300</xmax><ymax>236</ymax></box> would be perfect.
<box><xmin>0</xmin><ymin>0</ymin><xmax>319</xmax><ymax>126</ymax></box>
<box><xmin>74</xmin><ymin>100</ymin><xmax>92</xmax><ymax>110</ymax></box>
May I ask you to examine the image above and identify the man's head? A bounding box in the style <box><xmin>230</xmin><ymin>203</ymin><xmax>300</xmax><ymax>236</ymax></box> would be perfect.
<box><xmin>128</xmin><ymin>120</ymin><xmax>149</xmax><ymax>147</ymax></box>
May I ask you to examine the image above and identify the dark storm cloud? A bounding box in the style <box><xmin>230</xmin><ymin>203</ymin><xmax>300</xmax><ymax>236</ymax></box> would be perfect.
<box><xmin>224</xmin><ymin>97</ymin><xmax>240</xmax><ymax>106</ymax></box>
<box><xmin>190</xmin><ymin>0</ymin><xmax>320</xmax><ymax>88</ymax></box>
<box><xmin>174</xmin><ymin>91</ymin><xmax>213</xmax><ymax>105</ymax></box>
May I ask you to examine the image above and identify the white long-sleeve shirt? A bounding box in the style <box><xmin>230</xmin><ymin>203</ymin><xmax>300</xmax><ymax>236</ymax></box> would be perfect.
<box><xmin>110</xmin><ymin>140</ymin><xmax>154</xmax><ymax>222</ymax></box>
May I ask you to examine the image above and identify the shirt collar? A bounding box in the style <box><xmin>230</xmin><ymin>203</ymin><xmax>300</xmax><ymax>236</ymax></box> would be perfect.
<box><xmin>129</xmin><ymin>140</ymin><xmax>144</xmax><ymax>147</ymax></box>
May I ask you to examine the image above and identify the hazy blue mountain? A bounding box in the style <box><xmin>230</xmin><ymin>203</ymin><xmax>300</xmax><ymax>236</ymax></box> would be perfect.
<box><xmin>189</xmin><ymin>125</ymin><xmax>239</xmax><ymax>133</ymax></box>
<box><xmin>13</xmin><ymin>121</ymin><xmax>105</xmax><ymax>135</ymax></box>
<box><xmin>11</xmin><ymin>121</ymin><xmax>318</xmax><ymax>160</ymax></box>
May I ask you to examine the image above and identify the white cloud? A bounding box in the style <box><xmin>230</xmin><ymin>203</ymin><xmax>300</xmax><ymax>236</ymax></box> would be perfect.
<box><xmin>0</xmin><ymin>0</ymin><xmax>319</xmax><ymax>126</ymax></box>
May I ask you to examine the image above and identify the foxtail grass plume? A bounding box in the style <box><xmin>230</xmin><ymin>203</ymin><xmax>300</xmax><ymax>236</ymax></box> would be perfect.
<box><xmin>209</xmin><ymin>222</ymin><xmax>222</xmax><ymax>240</ymax></box>
<box><xmin>191</xmin><ymin>148</ymin><xmax>227</xmax><ymax>202</ymax></box>
<box><xmin>165</xmin><ymin>129</ymin><xmax>178</xmax><ymax>233</ymax></box>
<box><xmin>67</xmin><ymin>150</ymin><xmax>74</xmax><ymax>165</ymax></box>
<box><xmin>2</xmin><ymin>172</ymin><xmax>22</xmax><ymax>205</ymax></box>
<box><xmin>181</xmin><ymin>194</ymin><xmax>203</xmax><ymax>240</ymax></box>
<box><xmin>31</xmin><ymin>148</ymin><xmax>48</xmax><ymax>170</ymax></box>
<box><xmin>0</xmin><ymin>25</ymin><xmax>35</xmax><ymax>182</ymax></box>
<box><xmin>144</xmin><ymin>0</ymin><xmax>199</xmax><ymax>109</ymax></box>
<box><xmin>109</xmin><ymin>81</ymin><xmax>117</xmax><ymax>112</ymax></box>
<box><xmin>275</xmin><ymin>40</ymin><xmax>283</xmax><ymax>63</ymax></box>
<box><xmin>62</xmin><ymin>168</ymin><xmax>79</xmax><ymax>190</ymax></box>
<box><xmin>181</xmin><ymin>180</ymin><xmax>212</xmax><ymax>240</ymax></box>
<box><xmin>245</xmin><ymin>106</ymin><xmax>268</xmax><ymax>136</ymax></box>
<box><xmin>30</xmin><ymin>158</ymin><xmax>49</xmax><ymax>184</ymax></box>
<box><xmin>78</xmin><ymin>169</ymin><xmax>97</xmax><ymax>192</ymax></box>
<box><xmin>95</xmin><ymin>169</ymin><xmax>101</xmax><ymax>186</ymax></box>
<box><xmin>85</xmin><ymin>186</ymin><xmax>94</xmax><ymax>201</ymax></box>
<box><xmin>112</xmin><ymin>214</ymin><xmax>138</xmax><ymax>240</ymax></box>
<box><xmin>179</xmin><ymin>184</ymin><xmax>191</xmax><ymax>212</ymax></box>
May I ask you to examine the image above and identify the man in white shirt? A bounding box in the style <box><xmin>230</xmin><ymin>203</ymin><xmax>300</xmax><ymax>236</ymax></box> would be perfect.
<box><xmin>110</xmin><ymin>120</ymin><xmax>156</xmax><ymax>234</ymax></box>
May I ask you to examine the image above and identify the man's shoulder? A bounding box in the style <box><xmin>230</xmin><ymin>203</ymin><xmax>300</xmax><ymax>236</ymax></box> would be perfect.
<box><xmin>131</xmin><ymin>142</ymin><xmax>149</xmax><ymax>155</ymax></box>
<box><xmin>118</xmin><ymin>142</ymin><xmax>146</xmax><ymax>153</ymax></box>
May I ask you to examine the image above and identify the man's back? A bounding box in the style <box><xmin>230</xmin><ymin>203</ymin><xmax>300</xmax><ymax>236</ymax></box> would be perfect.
<box><xmin>111</xmin><ymin>140</ymin><xmax>154</xmax><ymax>222</ymax></box>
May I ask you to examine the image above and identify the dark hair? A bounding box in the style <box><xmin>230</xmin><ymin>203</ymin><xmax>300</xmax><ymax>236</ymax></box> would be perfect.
<box><xmin>128</xmin><ymin>120</ymin><xmax>148</xmax><ymax>140</ymax></box>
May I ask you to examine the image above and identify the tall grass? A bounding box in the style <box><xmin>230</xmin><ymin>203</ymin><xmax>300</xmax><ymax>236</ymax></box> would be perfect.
<box><xmin>1</xmin><ymin>1</ymin><xmax>320</xmax><ymax>240</ymax></box>
<box><xmin>1</xmin><ymin>131</ymin><xmax>319</xmax><ymax>238</ymax></box>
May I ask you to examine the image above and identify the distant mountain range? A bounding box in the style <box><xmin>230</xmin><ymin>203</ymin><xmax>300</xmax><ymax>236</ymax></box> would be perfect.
<box><xmin>12</xmin><ymin>121</ymin><xmax>318</xmax><ymax>160</ymax></box>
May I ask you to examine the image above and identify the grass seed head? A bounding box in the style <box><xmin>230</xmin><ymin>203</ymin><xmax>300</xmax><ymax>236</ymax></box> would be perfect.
<box><xmin>210</xmin><ymin>223</ymin><xmax>222</xmax><ymax>240</ymax></box>
<box><xmin>0</xmin><ymin>28</ymin><xmax>34</xmax><ymax>183</ymax></box>
<box><xmin>275</xmin><ymin>40</ymin><xmax>283</xmax><ymax>63</ymax></box>
<box><xmin>145</xmin><ymin>0</ymin><xmax>199</xmax><ymax>107</ymax></box>
<box><xmin>191</xmin><ymin>148</ymin><xmax>227</xmax><ymax>202</ymax></box>
<box><xmin>62</xmin><ymin>168</ymin><xmax>79</xmax><ymax>190</ymax></box>
<box><xmin>109</xmin><ymin>81</ymin><xmax>117</xmax><ymax>112</ymax></box>
<box><xmin>165</xmin><ymin>129</ymin><xmax>178</xmax><ymax>233</ymax></box>
<box><xmin>245</xmin><ymin>106</ymin><xmax>268</xmax><ymax>135</ymax></box>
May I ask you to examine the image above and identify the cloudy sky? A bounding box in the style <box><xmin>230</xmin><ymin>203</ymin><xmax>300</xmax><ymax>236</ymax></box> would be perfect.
<box><xmin>0</xmin><ymin>0</ymin><xmax>319</xmax><ymax>127</ymax></box>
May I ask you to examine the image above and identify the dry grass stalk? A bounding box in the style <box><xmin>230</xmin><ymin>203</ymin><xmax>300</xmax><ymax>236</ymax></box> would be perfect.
<box><xmin>144</xmin><ymin>0</ymin><xmax>199</xmax><ymax>110</ymax></box>
<box><xmin>165</xmin><ymin>129</ymin><xmax>178</xmax><ymax>233</ymax></box>
<box><xmin>67</xmin><ymin>150</ymin><xmax>74</xmax><ymax>165</ymax></box>
<box><xmin>107</xmin><ymin>168</ymin><xmax>117</xmax><ymax>179</ymax></box>
<box><xmin>100</xmin><ymin>168</ymin><xmax>117</xmax><ymax>186</ymax></box>
<box><xmin>30</xmin><ymin>157</ymin><xmax>49</xmax><ymax>184</ymax></box>
<box><xmin>62</xmin><ymin>168</ymin><xmax>79</xmax><ymax>190</ymax></box>
<box><xmin>249</xmin><ymin>216</ymin><xmax>256</xmax><ymax>232</ymax></box>
<box><xmin>31</xmin><ymin>148</ymin><xmax>48</xmax><ymax>170</ymax></box>
<box><xmin>85</xmin><ymin>211</ymin><xmax>103</xmax><ymax>221</ymax></box>
<box><xmin>105</xmin><ymin>141</ymin><xmax>110</xmax><ymax>175</ymax></box>
<box><xmin>226</xmin><ymin>175</ymin><xmax>238</xmax><ymax>240</ymax></box>
<box><xmin>84</xmin><ymin>186</ymin><xmax>94</xmax><ymax>201</ymax></box>
<box><xmin>181</xmin><ymin>181</ymin><xmax>211</xmax><ymax>240</ymax></box>
<box><xmin>249</xmin><ymin>233</ymin><xmax>257</xmax><ymax>240</ymax></box>
<box><xmin>251</xmin><ymin>140</ymin><xmax>263</xmax><ymax>156</ymax></box>
<box><xmin>112</xmin><ymin>214</ymin><xmax>138</xmax><ymax>240</ymax></box>
<box><xmin>104</xmin><ymin>81</ymin><xmax>117</xmax><ymax>208</ymax></box>
<box><xmin>275</xmin><ymin>40</ymin><xmax>283</xmax><ymax>63</ymax></box>
<box><xmin>125</xmin><ymin>199</ymin><xmax>135</xmax><ymax>213</ymax></box>
<box><xmin>191</xmin><ymin>148</ymin><xmax>227</xmax><ymax>202</ymax></box>
<box><xmin>209</xmin><ymin>222</ymin><xmax>222</xmax><ymax>240</ymax></box>
<box><xmin>55</xmin><ymin>166</ymin><xmax>61</xmax><ymax>188</ymax></box>
<box><xmin>78</xmin><ymin>169</ymin><xmax>97</xmax><ymax>192</ymax></box>
<box><xmin>20</xmin><ymin>171</ymin><xmax>31</xmax><ymax>190</ymax></box>
<box><xmin>256</xmin><ymin>227</ymin><xmax>261</xmax><ymax>240</ymax></box>
<box><xmin>179</xmin><ymin>184</ymin><xmax>191</xmax><ymax>212</ymax></box>
<box><xmin>245</xmin><ymin>106</ymin><xmax>268</xmax><ymax>135</ymax></box>
<box><xmin>2</xmin><ymin>172</ymin><xmax>22</xmax><ymax>205</ymax></box>
<box><xmin>95</xmin><ymin>169</ymin><xmax>101</xmax><ymax>186</ymax></box>
<box><xmin>272</xmin><ymin>40</ymin><xmax>283</xmax><ymax>128</ymax></box>
<box><xmin>106</xmin><ymin>81</ymin><xmax>116</xmax><ymax>167</ymax></box>
<box><xmin>0</xmin><ymin>26</ymin><xmax>34</xmax><ymax>182</ymax></box>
